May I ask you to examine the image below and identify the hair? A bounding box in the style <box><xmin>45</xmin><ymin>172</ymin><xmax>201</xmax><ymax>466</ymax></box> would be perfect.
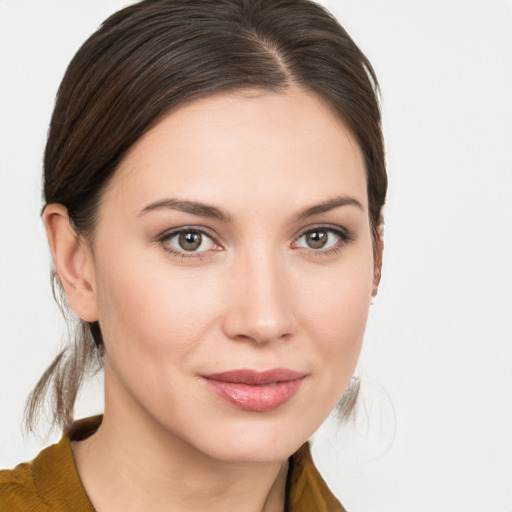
<box><xmin>26</xmin><ymin>0</ymin><xmax>387</xmax><ymax>432</ymax></box>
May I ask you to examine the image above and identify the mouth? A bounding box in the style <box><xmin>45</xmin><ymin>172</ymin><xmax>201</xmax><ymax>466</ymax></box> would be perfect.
<box><xmin>201</xmin><ymin>369</ymin><xmax>306</xmax><ymax>412</ymax></box>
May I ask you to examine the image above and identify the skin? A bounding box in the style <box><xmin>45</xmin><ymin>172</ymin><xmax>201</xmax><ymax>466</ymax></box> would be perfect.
<box><xmin>44</xmin><ymin>87</ymin><xmax>380</xmax><ymax>512</ymax></box>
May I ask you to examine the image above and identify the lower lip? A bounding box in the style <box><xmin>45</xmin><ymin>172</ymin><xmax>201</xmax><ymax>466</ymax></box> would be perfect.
<box><xmin>203</xmin><ymin>377</ymin><xmax>305</xmax><ymax>412</ymax></box>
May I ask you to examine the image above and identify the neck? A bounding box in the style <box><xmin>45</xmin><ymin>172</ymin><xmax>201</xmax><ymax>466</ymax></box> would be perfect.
<box><xmin>72</xmin><ymin>403</ymin><xmax>289</xmax><ymax>512</ymax></box>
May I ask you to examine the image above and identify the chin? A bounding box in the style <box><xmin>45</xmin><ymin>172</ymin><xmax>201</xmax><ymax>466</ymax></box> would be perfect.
<box><xmin>186</xmin><ymin>415</ymin><xmax>319</xmax><ymax>464</ymax></box>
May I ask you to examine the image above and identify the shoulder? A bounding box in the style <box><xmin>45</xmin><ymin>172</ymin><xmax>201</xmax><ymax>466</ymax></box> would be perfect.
<box><xmin>0</xmin><ymin>459</ymin><xmax>50</xmax><ymax>512</ymax></box>
<box><xmin>0</xmin><ymin>418</ymin><xmax>101</xmax><ymax>512</ymax></box>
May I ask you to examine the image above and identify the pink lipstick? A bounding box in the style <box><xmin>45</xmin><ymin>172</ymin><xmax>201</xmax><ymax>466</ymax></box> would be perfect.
<box><xmin>202</xmin><ymin>369</ymin><xmax>305</xmax><ymax>412</ymax></box>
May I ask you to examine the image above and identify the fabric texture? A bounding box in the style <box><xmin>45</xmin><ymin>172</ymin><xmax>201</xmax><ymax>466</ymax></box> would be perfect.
<box><xmin>0</xmin><ymin>416</ymin><xmax>345</xmax><ymax>512</ymax></box>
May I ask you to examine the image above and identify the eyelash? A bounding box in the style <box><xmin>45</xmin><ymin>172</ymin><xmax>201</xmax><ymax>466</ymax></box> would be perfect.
<box><xmin>157</xmin><ymin>225</ymin><xmax>355</xmax><ymax>259</ymax></box>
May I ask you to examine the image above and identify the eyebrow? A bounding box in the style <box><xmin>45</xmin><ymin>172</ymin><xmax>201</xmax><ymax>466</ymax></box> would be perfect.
<box><xmin>139</xmin><ymin>195</ymin><xmax>363</xmax><ymax>222</ymax></box>
<box><xmin>139</xmin><ymin>198</ymin><xmax>231</xmax><ymax>221</ymax></box>
<box><xmin>296</xmin><ymin>196</ymin><xmax>363</xmax><ymax>220</ymax></box>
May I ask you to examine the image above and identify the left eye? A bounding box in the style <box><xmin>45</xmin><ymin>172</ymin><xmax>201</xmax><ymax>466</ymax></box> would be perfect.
<box><xmin>295</xmin><ymin>228</ymin><xmax>341</xmax><ymax>250</ymax></box>
<box><xmin>164</xmin><ymin>229</ymin><xmax>216</xmax><ymax>252</ymax></box>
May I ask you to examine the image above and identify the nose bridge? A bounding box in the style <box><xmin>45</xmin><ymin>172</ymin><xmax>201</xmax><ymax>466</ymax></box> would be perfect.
<box><xmin>224</xmin><ymin>243</ymin><xmax>295</xmax><ymax>344</ymax></box>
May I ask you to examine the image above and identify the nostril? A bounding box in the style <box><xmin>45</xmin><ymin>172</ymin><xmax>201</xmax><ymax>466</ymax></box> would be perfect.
<box><xmin>223</xmin><ymin>306</ymin><xmax>296</xmax><ymax>344</ymax></box>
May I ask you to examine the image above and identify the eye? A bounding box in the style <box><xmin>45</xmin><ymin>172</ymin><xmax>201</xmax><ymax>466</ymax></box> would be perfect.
<box><xmin>294</xmin><ymin>227</ymin><xmax>348</xmax><ymax>251</ymax></box>
<box><xmin>163</xmin><ymin>229</ymin><xmax>216</xmax><ymax>254</ymax></box>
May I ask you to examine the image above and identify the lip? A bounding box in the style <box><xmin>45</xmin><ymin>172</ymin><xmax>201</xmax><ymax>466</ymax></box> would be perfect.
<box><xmin>202</xmin><ymin>369</ymin><xmax>306</xmax><ymax>412</ymax></box>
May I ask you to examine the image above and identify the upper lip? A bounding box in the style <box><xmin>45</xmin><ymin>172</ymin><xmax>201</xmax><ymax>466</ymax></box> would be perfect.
<box><xmin>202</xmin><ymin>368</ymin><xmax>305</xmax><ymax>385</ymax></box>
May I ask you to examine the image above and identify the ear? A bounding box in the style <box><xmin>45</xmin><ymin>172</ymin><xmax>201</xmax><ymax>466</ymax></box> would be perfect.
<box><xmin>43</xmin><ymin>204</ymin><xmax>98</xmax><ymax>322</ymax></box>
<box><xmin>372</xmin><ymin>218</ymin><xmax>384</xmax><ymax>298</ymax></box>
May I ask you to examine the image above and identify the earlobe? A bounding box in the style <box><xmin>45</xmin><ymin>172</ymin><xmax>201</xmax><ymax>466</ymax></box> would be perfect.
<box><xmin>43</xmin><ymin>204</ymin><xmax>98</xmax><ymax>322</ymax></box>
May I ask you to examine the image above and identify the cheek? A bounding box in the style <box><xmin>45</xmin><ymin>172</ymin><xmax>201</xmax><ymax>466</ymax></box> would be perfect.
<box><xmin>301</xmin><ymin>253</ymin><xmax>374</xmax><ymax>381</ymax></box>
<box><xmin>312</xmin><ymin>284</ymin><xmax>370</xmax><ymax>364</ymax></box>
<box><xmin>93</xmin><ymin>249</ymin><xmax>222</xmax><ymax>359</ymax></box>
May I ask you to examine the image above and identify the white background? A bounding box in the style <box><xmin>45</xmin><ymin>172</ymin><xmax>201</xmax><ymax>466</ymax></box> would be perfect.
<box><xmin>1</xmin><ymin>1</ymin><xmax>511</xmax><ymax>511</ymax></box>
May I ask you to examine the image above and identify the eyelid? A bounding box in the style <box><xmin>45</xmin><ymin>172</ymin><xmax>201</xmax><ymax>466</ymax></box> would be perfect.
<box><xmin>294</xmin><ymin>223</ymin><xmax>353</xmax><ymax>240</ymax></box>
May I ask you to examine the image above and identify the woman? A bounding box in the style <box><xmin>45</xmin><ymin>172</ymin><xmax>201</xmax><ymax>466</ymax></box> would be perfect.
<box><xmin>0</xmin><ymin>0</ymin><xmax>386</xmax><ymax>510</ymax></box>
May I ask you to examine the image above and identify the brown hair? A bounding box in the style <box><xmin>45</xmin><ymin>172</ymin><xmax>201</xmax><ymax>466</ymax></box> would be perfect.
<box><xmin>26</xmin><ymin>0</ymin><xmax>387</xmax><ymax>432</ymax></box>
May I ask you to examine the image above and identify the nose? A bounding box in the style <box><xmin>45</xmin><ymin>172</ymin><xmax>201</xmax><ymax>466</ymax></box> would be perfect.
<box><xmin>222</xmin><ymin>248</ymin><xmax>296</xmax><ymax>345</ymax></box>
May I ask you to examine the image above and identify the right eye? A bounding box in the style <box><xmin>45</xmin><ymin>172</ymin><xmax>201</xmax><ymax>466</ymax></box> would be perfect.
<box><xmin>161</xmin><ymin>228</ymin><xmax>218</xmax><ymax>255</ymax></box>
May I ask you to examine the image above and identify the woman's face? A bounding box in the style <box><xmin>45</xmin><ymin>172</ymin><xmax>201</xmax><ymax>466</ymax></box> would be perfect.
<box><xmin>88</xmin><ymin>87</ymin><xmax>376</xmax><ymax>462</ymax></box>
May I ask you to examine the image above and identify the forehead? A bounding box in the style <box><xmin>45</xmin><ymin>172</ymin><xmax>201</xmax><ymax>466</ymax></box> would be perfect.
<box><xmin>104</xmin><ymin>87</ymin><xmax>368</xmax><ymax>215</ymax></box>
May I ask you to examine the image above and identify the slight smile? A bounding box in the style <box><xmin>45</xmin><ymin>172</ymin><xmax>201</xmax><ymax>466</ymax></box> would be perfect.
<box><xmin>202</xmin><ymin>369</ymin><xmax>306</xmax><ymax>412</ymax></box>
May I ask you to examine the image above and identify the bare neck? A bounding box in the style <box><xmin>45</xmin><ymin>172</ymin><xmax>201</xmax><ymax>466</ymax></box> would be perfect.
<box><xmin>71</xmin><ymin>413</ymin><xmax>289</xmax><ymax>512</ymax></box>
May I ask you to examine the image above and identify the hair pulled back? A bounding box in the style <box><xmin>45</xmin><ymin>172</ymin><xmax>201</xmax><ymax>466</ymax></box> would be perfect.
<box><xmin>27</xmin><ymin>0</ymin><xmax>387</xmax><ymax>431</ymax></box>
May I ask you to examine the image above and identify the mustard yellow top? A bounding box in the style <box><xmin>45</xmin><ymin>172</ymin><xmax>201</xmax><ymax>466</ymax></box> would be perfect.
<box><xmin>0</xmin><ymin>416</ymin><xmax>345</xmax><ymax>512</ymax></box>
